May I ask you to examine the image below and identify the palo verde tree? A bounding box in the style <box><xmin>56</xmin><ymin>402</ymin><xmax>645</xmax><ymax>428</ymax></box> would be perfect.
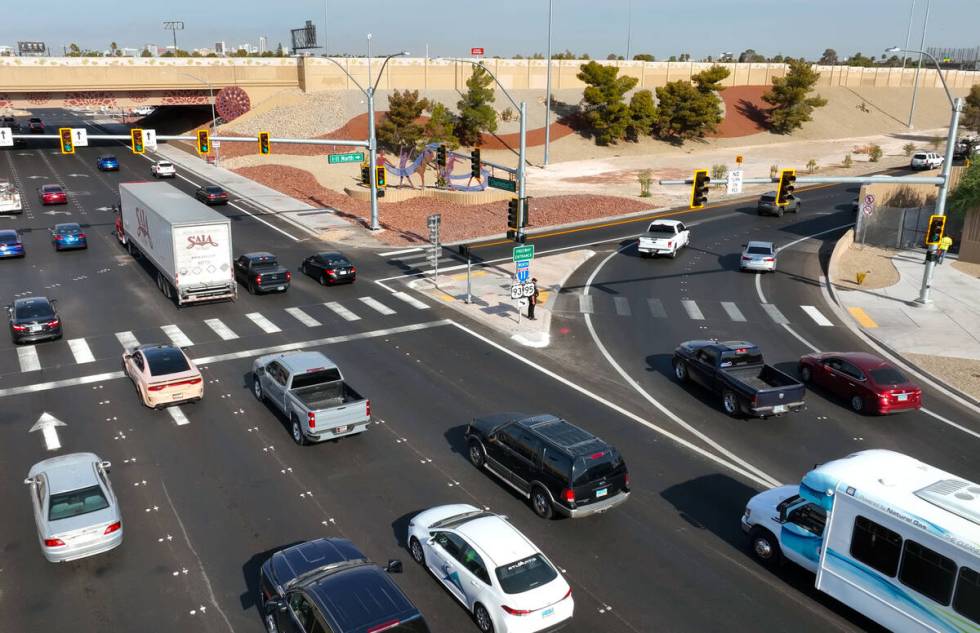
<box><xmin>762</xmin><ymin>58</ymin><xmax>828</xmax><ymax>134</ymax></box>
<box><xmin>577</xmin><ymin>60</ymin><xmax>638</xmax><ymax>145</ymax></box>
<box><xmin>376</xmin><ymin>89</ymin><xmax>430</xmax><ymax>154</ymax></box>
<box><xmin>455</xmin><ymin>66</ymin><xmax>497</xmax><ymax>147</ymax></box>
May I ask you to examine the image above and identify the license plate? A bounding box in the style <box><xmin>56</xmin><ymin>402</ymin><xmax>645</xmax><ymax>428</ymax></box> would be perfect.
<box><xmin>897</xmin><ymin>393</ymin><xmax>908</xmax><ymax>402</ymax></box>
<box><xmin>171</xmin><ymin>392</ymin><xmax>184</xmax><ymax>400</ymax></box>
<box><xmin>276</xmin><ymin>285</ymin><xmax>285</xmax><ymax>291</ymax></box>
<box><xmin>340</xmin><ymin>269</ymin><xmax>348</xmax><ymax>275</ymax></box>
<box><xmin>542</xmin><ymin>608</ymin><xmax>555</xmax><ymax>618</ymax></box>
<box><xmin>773</xmin><ymin>404</ymin><xmax>787</xmax><ymax>413</ymax></box>
<box><xmin>334</xmin><ymin>425</ymin><xmax>349</xmax><ymax>434</ymax></box>
<box><xmin>29</xmin><ymin>324</ymin><xmax>42</xmax><ymax>332</ymax></box>
<box><xmin>595</xmin><ymin>488</ymin><xmax>608</xmax><ymax>498</ymax></box>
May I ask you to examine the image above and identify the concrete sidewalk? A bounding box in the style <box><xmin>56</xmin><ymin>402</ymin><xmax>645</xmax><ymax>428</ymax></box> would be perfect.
<box><xmin>831</xmin><ymin>246</ymin><xmax>980</xmax><ymax>404</ymax></box>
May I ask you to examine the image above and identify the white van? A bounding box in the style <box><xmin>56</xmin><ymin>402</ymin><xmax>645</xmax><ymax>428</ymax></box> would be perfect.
<box><xmin>742</xmin><ymin>450</ymin><xmax>980</xmax><ymax>632</ymax></box>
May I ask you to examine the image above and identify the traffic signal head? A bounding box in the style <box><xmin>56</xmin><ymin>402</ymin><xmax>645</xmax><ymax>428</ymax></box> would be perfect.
<box><xmin>507</xmin><ymin>198</ymin><xmax>519</xmax><ymax>230</ymax></box>
<box><xmin>436</xmin><ymin>145</ymin><xmax>447</xmax><ymax>168</ymax></box>
<box><xmin>376</xmin><ymin>166</ymin><xmax>386</xmax><ymax>188</ymax></box>
<box><xmin>470</xmin><ymin>148</ymin><xmax>481</xmax><ymax>178</ymax></box>
<box><xmin>690</xmin><ymin>169</ymin><xmax>710</xmax><ymax>209</ymax></box>
<box><xmin>776</xmin><ymin>169</ymin><xmax>797</xmax><ymax>205</ymax></box>
<box><xmin>130</xmin><ymin>128</ymin><xmax>145</xmax><ymax>154</ymax></box>
<box><xmin>196</xmin><ymin>130</ymin><xmax>210</xmax><ymax>155</ymax></box>
<box><xmin>59</xmin><ymin>128</ymin><xmax>74</xmax><ymax>155</ymax></box>
<box><xmin>925</xmin><ymin>214</ymin><xmax>946</xmax><ymax>246</ymax></box>
<box><xmin>258</xmin><ymin>131</ymin><xmax>270</xmax><ymax>155</ymax></box>
<box><xmin>361</xmin><ymin>163</ymin><xmax>370</xmax><ymax>185</ymax></box>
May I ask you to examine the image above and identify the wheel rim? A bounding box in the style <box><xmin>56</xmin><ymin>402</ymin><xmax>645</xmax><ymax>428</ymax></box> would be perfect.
<box><xmin>801</xmin><ymin>366</ymin><xmax>811</xmax><ymax>382</ymax></box>
<box><xmin>754</xmin><ymin>537</ymin><xmax>773</xmax><ymax>560</ymax></box>
<box><xmin>410</xmin><ymin>539</ymin><xmax>424</xmax><ymax>564</ymax></box>
<box><xmin>292</xmin><ymin>422</ymin><xmax>302</xmax><ymax>442</ymax></box>
<box><xmin>476</xmin><ymin>607</ymin><xmax>492</xmax><ymax>632</ymax></box>
<box><xmin>675</xmin><ymin>363</ymin><xmax>686</xmax><ymax>380</ymax></box>
<box><xmin>469</xmin><ymin>444</ymin><xmax>482</xmax><ymax>465</ymax></box>
<box><xmin>253</xmin><ymin>381</ymin><xmax>262</xmax><ymax>399</ymax></box>
<box><xmin>533</xmin><ymin>491</ymin><xmax>549</xmax><ymax>516</ymax></box>
<box><xmin>851</xmin><ymin>396</ymin><xmax>863</xmax><ymax>412</ymax></box>
<box><xmin>724</xmin><ymin>393</ymin><xmax>737</xmax><ymax>414</ymax></box>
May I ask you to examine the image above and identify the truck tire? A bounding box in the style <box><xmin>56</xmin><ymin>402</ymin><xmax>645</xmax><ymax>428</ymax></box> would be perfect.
<box><xmin>722</xmin><ymin>390</ymin><xmax>741</xmax><ymax>417</ymax></box>
<box><xmin>673</xmin><ymin>359</ymin><xmax>689</xmax><ymax>382</ymax></box>
<box><xmin>749</xmin><ymin>527</ymin><xmax>782</xmax><ymax>569</ymax></box>
<box><xmin>776</xmin><ymin>206</ymin><xmax>784</xmax><ymax>218</ymax></box>
<box><xmin>290</xmin><ymin>416</ymin><xmax>309</xmax><ymax>446</ymax></box>
<box><xmin>792</xmin><ymin>201</ymin><xmax>801</xmax><ymax>214</ymax></box>
<box><xmin>530</xmin><ymin>486</ymin><xmax>554</xmax><ymax>520</ymax></box>
<box><xmin>252</xmin><ymin>376</ymin><xmax>264</xmax><ymax>402</ymax></box>
<box><xmin>468</xmin><ymin>440</ymin><xmax>486</xmax><ymax>468</ymax></box>
<box><xmin>800</xmin><ymin>365</ymin><xmax>812</xmax><ymax>383</ymax></box>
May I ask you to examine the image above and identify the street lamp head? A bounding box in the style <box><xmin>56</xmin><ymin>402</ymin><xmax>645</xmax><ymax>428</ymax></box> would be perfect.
<box><xmin>885</xmin><ymin>46</ymin><xmax>902</xmax><ymax>53</ymax></box>
<box><xmin>400</xmin><ymin>51</ymin><xmax>410</xmax><ymax>56</ymax></box>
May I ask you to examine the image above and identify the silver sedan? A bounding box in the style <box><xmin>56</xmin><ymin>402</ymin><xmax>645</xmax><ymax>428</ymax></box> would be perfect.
<box><xmin>24</xmin><ymin>452</ymin><xmax>123</xmax><ymax>563</ymax></box>
<box><xmin>740</xmin><ymin>240</ymin><xmax>777</xmax><ymax>272</ymax></box>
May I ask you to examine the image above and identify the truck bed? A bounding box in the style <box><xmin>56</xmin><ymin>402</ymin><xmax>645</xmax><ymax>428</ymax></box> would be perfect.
<box><xmin>292</xmin><ymin>381</ymin><xmax>363</xmax><ymax>410</ymax></box>
<box><xmin>725</xmin><ymin>365</ymin><xmax>799</xmax><ymax>391</ymax></box>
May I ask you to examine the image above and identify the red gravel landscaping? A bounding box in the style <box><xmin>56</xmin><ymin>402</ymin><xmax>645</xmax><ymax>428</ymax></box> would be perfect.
<box><xmin>233</xmin><ymin>164</ymin><xmax>652</xmax><ymax>246</ymax></box>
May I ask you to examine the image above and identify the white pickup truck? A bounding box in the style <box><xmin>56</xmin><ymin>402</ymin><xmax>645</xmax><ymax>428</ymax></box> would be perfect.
<box><xmin>638</xmin><ymin>219</ymin><xmax>690</xmax><ymax>258</ymax></box>
<box><xmin>150</xmin><ymin>161</ymin><xmax>176</xmax><ymax>178</ymax></box>
<box><xmin>0</xmin><ymin>180</ymin><xmax>23</xmax><ymax>215</ymax></box>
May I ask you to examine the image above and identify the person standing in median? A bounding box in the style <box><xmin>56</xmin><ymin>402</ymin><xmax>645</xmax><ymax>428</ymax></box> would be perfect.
<box><xmin>937</xmin><ymin>235</ymin><xmax>953</xmax><ymax>264</ymax></box>
<box><xmin>527</xmin><ymin>278</ymin><xmax>539</xmax><ymax>320</ymax></box>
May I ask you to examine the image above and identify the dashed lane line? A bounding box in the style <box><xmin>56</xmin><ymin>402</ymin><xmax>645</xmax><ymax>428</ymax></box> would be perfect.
<box><xmin>614</xmin><ymin>297</ymin><xmax>632</xmax><ymax>316</ymax></box>
<box><xmin>760</xmin><ymin>303</ymin><xmax>789</xmax><ymax>325</ymax></box>
<box><xmin>681</xmin><ymin>300</ymin><xmax>705</xmax><ymax>321</ymax></box>
<box><xmin>721</xmin><ymin>301</ymin><xmax>746</xmax><ymax>322</ymax></box>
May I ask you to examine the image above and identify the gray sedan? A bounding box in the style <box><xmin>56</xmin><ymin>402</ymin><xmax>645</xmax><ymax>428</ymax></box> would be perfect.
<box><xmin>24</xmin><ymin>452</ymin><xmax>123</xmax><ymax>563</ymax></box>
<box><xmin>757</xmin><ymin>191</ymin><xmax>800</xmax><ymax>216</ymax></box>
<box><xmin>740</xmin><ymin>240</ymin><xmax>777</xmax><ymax>273</ymax></box>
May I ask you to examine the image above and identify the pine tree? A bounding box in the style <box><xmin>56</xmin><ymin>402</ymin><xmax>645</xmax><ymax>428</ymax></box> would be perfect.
<box><xmin>762</xmin><ymin>59</ymin><xmax>828</xmax><ymax>134</ymax></box>
<box><xmin>577</xmin><ymin>61</ymin><xmax>638</xmax><ymax>145</ymax></box>
<box><xmin>455</xmin><ymin>67</ymin><xmax>497</xmax><ymax>147</ymax></box>
<box><xmin>424</xmin><ymin>103</ymin><xmax>459</xmax><ymax>149</ymax></box>
<box><xmin>626</xmin><ymin>90</ymin><xmax>656</xmax><ymax>141</ymax></box>
<box><xmin>654</xmin><ymin>80</ymin><xmax>723</xmax><ymax>142</ymax></box>
<box><xmin>376</xmin><ymin>89</ymin><xmax>430</xmax><ymax>154</ymax></box>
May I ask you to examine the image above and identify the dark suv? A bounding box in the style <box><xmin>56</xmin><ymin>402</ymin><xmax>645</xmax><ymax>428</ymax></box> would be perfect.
<box><xmin>259</xmin><ymin>538</ymin><xmax>430</xmax><ymax>633</ymax></box>
<box><xmin>465</xmin><ymin>413</ymin><xmax>631</xmax><ymax>519</ymax></box>
<box><xmin>757</xmin><ymin>191</ymin><xmax>800</xmax><ymax>216</ymax></box>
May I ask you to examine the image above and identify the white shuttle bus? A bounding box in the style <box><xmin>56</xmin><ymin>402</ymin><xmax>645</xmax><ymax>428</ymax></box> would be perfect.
<box><xmin>742</xmin><ymin>450</ymin><xmax>980</xmax><ymax>632</ymax></box>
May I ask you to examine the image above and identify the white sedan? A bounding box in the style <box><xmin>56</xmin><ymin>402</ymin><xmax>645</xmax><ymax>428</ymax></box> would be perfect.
<box><xmin>407</xmin><ymin>504</ymin><xmax>573</xmax><ymax>633</ymax></box>
<box><xmin>150</xmin><ymin>161</ymin><xmax>176</xmax><ymax>178</ymax></box>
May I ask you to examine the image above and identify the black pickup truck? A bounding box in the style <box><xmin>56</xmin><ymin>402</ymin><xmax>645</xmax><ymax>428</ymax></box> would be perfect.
<box><xmin>233</xmin><ymin>252</ymin><xmax>291</xmax><ymax>294</ymax></box>
<box><xmin>672</xmin><ymin>340</ymin><xmax>806</xmax><ymax>418</ymax></box>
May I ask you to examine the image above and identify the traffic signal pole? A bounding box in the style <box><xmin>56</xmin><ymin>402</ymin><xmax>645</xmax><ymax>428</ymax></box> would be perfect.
<box><xmin>518</xmin><ymin>101</ymin><xmax>527</xmax><ymax>239</ymax></box>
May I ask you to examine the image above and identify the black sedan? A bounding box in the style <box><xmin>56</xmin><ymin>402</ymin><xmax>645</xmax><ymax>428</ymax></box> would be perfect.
<box><xmin>195</xmin><ymin>185</ymin><xmax>228</xmax><ymax>205</ymax></box>
<box><xmin>300</xmin><ymin>252</ymin><xmax>356</xmax><ymax>285</ymax></box>
<box><xmin>7</xmin><ymin>296</ymin><xmax>62</xmax><ymax>344</ymax></box>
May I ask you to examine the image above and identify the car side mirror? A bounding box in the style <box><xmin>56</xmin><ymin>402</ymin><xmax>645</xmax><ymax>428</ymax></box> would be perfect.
<box><xmin>255</xmin><ymin>366</ymin><xmax>266</xmax><ymax>376</ymax></box>
<box><xmin>101</xmin><ymin>460</ymin><xmax>112</xmax><ymax>471</ymax></box>
<box><xmin>426</xmin><ymin>536</ymin><xmax>436</xmax><ymax>546</ymax></box>
<box><xmin>264</xmin><ymin>598</ymin><xmax>285</xmax><ymax>615</ymax></box>
<box><xmin>385</xmin><ymin>559</ymin><xmax>403</xmax><ymax>574</ymax></box>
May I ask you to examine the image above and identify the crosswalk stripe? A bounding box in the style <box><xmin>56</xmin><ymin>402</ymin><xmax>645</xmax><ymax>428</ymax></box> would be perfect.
<box><xmin>721</xmin><ymin>301</ymin><xmax>746</xmax><ymax>322</ymax></box>
<box><xmin>17</xmin><ymin>346</ymin><xmax>41</xmax><ymax>372</ymax></box>
<box><xmin>167</xmin><ymin>406</ymin><xmax>190</xmax><ymax>426</ymax></box>
<box><xmin>614</xmin><ymin>297</ymin><xmax>632</xmax><ymax>316</ymax></box>
<box><xmin>67</xmin><ymin>338</ymin><xmax>96</xmax><ymax>364</ymax></box>
<box><xmin>115</xmin><ymin>331</ymin><xmax>140</xmax><ymax>351</ymax></box>
<box><xmin>392</xmin><ymin>291</ymin><xmax>430</xmax><ymax>310</ymax></box>
<box><xmin>761</xmin><ymin>303</ymin><xmax>789</xmax><ymax>325</ymax></box>
<box><xmin>323</xmin><ymin>302</ymin><xmax>361</xmax><ymax>322</ymax></box>
<box><xmin>647</xmin><ymin>298</ymin><xmax>667</xmax><ymax>318</ymax></box>
<box><xmin>204</xmin><ymin>318</ymin><xmax>239</xmax><ymax>340</ymax></box>
<box><xmin>286</xmin><ymin>307</ymin><xmax>322</xmax><ymax>327</ymax></box>
<box><xmin>246</xmin><ymin>312</ymin><xmax>282</xmax><ymax>334</ymax></box>
<box><xmin>802</xmin><ymin>305</ymin><xmax>834</xmax><ymax>327</ymax></box>
<box><xmin>161</xmin><ymin>324</ymin><xmax>194</xmax><ymax>347</ymax></box>
<box><xmin>397</xmin><ymin>252</ymin><xmax>431</xmax><ymax>263</ymax></box>
<box><xmin>380</xmin><ymin>247</ymin><xmax>424</xmax><ymax>257</ymax></box>
<box><xmin>360</xmin><ymin>297</ymin><xmax>396</xmax><ymax>315</ymax></box>
<box><xmin>681</xmin><ymin>300</ymin><xmax>704</xmax><ymax>320</ymax></box>
<box><xmin>579</xmin><ymin>294</ymin><xmax>594</xmax><ymax>314</ymax></box>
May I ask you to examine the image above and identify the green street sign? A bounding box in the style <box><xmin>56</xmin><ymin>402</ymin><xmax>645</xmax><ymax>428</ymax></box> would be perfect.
<box><xmin>512</xmin><ymin>244</ymin><xmax>534</xmax><ymax>262</ymax></box>
<box><xmin>488</xmin><ymin>175</ymin><xmax>517</xmax><ymax>192</ymax></box>
<box><xmin>328</xmin><ymin>152</ymin><xmax>365</xmax><ymax>164</ymax></box>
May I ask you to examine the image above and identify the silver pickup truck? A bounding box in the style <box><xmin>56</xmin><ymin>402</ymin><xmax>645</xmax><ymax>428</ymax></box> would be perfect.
<box><xmin>251</xmin><ymin>351</ymin><xmax>370</xmax><ymax>445</ymax></box>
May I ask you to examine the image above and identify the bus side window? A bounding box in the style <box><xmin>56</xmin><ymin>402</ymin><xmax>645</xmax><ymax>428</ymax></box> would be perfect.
<box><xmin>953</xmin><ymin>566</ymin><xmax>980</xmax><ymax>625</ymax></box>
<box><xmin>898</xmin><ymin>540</ymin><xmax>957</xmax><ymax>606</ymax></box>
<box><xmin>850</xmin><ymin>515</ymin><xmax>902</xmax><ymax>577</ymax></box>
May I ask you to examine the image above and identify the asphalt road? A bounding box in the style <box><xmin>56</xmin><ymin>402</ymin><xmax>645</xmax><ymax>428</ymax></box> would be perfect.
<box><xmin>1</xmin><ymin>109</ymin><xmax>963</xmax><ymax>633</ymax></box>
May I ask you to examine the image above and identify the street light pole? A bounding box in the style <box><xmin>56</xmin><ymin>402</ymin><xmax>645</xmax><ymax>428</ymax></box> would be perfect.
<box><xmin>544</xmin><ymin>0</ymin><xmax>553</xmax><ymax>166</ymax></box>
<box><xmin>907</xmin><ymin>0</ymin><xmax>931</xmax><ymax>128</ymax></box>
<box><xmin>888</xmin><ymin>46</ymin><xmax>960</xmax><ymax>305</ymax></box>
<box><xmin>625</xmin><ymin>0</ymin><xmax>632</xmax><ymax>61</ymax></box>
<box><xmin>901</xmin><ymin>0</ymin><xmax>916</xmax><ymax>70</ymax></box>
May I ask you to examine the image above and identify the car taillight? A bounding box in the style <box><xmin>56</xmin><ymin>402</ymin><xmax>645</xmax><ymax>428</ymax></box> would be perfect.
<box><xmin>327</xmin><ymin>269</ymin><xmax>337</xmax><ymax>276</ymax></box>
<box><xmin>255</xmin><ymin>275</ymin><xmax>262</xmax><ymax>286</ymax></box>
<box><xmin>624</xmin><ymin>472</ymin><xmax>631</xmax><ymax>489</ymax></box>
<box><xmin>79</xmin><ymin>233</ymin><xmax>87</xmax><ymax>239</ymax></box>
<box><xmin>562</xmin><ymin>587</ymin><xmax>573</xmax><ymax>601</ymax></box>
<box><xmin>285</xmin><ymin>271</ymin><xmax>291</xmax><ymax>281</ymax></box>
<box><xmin>666</xmin><ymin>241</ymin><xmax>673</xmax><ymax>248</ymax></box>
<box><xmin>55</xmin><ymin>235</ymin><xmax>64</xmax><ymax>240</ymax></box>
<box><xmin>308</xmin><ymin>411</ymin><xmax>316</xmax><ymax>429</ymax></box>
<box><xmin>366</xmin><ymin>620</ymin><xmax>401</xmax><ymax>633</ymax></box>
<box><xmin>13</xmin><ymin>242</ymin><xmax>22</xmax><ymax>248</ymax></box>
<box><xmin>44</xmin><ymin>538</ymin><xmax>66</xmax><ymax>547</ymax></box>
<box><xmin>764</xmin><ymin>257</ymin><xmax>775</xmax><ymax>262</ymax></box>
<box><xmin>366</xmin><ymin>400</ymin><xmax>371</xmax><ymax>417</ymax></box>
<box><xmin>351</xmin><ymin>266</ymin><xmax>357</xmax><ymax>273</ymax></box>
<box><xmin>741</xmin><ymin>256</ymin><xmax>751</xmax><ymax>261</ymax></box>
<box><xmin>501</xmin><ymin>605</ymin><xmax>534</xmax><ymax>616</ymax></box>
<box><xmin>104</xmin><ymin>521</ymin><xmax>121</xmax><ymax>535</ymax></box>
<box><xmin>562</xmin><ymin>488</ymin><xmax>575</xmax><ymax>503</ymax></box>
<box><xmin>46</xmin><ymin>319</ymin><xmax>60</xmax><ymax>327</ymax></box>
<box><xmin>176</xmin><ymin>377</ymin><xmax>203</xmax><ymax>386</ymax></box>
<box><xmin>148</xmin><ymin>384</ymin><xmax>167</xmax><ymax>391</ymax></box>
<box><xmin>12</xmin><ymin>324</ymin><xmax>28</xmax><ymax>331</ymax></box>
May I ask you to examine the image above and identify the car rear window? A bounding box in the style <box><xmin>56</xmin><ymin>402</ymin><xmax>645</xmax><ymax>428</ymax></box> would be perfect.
<box><xmin>720</xmin><ymin>348</ymin><xmax>764</xmax><ymax>367</ymax></box>
<box><xmin>647</xmin><ymin>224</ymin><xmax>675</xmax><ymax>234</ymax></box>
<box><xmin>870</xmin><ymin>367</ymin><xmax>906</xmax><ymax>385</ymax></box>
<box><xmin>747</xmin><ymin>246</ymin><xmax>772</xmax><ymax>255</ymax></box>
<box><xmin>57</xmin><ymin>225</ymin><xmax>81</xmax><ymax>234</ymax></box>
<box><xmin>144</xmin><ymin>347</ymin><xmax>191</xmax><ymax>375</ymax></box>
<box><xmin>913</xmin><ymin>153</ymin><xmax>927</xmax><ymax>159</ymax></box>
<box><xmin>15</xmin><ymin>301</ymin><xmax>54</xmax><ymax>319</ymax></box>
<box><xmin>572</xmin><ymin>449</ymin><xmax>625</xmax><ymax>487</ymax></box>
<box><xmin>495</xmin><ymin>554</ymin><xmax>559</xmax><ymax>594</ymax></box>
<box><xmin>0</xmin><ymin>232</ymin><xmax>18</xmax><ymax>244</ymax></box>
<box><xmin>321</xmin><ymin>257</ymin><xmax>351</xmax><ymax>267</ymax></box>
<box><xmin>43</xmin><ymin>185</ymin><xmax>62</xmax><ymax>192</ymax></box>
<box><xmin>48</xmin><ymin>485</ymin><xmax>109</xmax><ymax>521</ymax></box>
<box><xmin>205</xmin><ymin>186</ymin><xmax>223</xmax><ymax>193</ymax></box>
<box><xmin>760</xmin><ymin>194</ymin><xmax>776</xmax><ymax>202</ymax></box>
<box><xmin>158</xmin><ymin>162</ymin><xmax>172</xmax><ymax>168</ymax></box>
<box><xmin>291</xmin><ymin>367</ymin><xmax>342</xmax><ymax>389</ymax></box>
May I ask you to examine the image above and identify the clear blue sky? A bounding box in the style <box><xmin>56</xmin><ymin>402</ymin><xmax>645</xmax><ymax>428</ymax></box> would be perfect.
<box><xmin>2</xmin><ymin>0</ymin><xmax>977</xmax><ymax>58</ymax></box>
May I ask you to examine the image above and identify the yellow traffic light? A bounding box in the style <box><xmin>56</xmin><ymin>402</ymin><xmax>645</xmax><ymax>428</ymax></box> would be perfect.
<box><xmin>130</xmin><ymin>128</ymin><xmax>145</xmax><ymax>154</ymax></box>
<box><xmin>924</xmin><ymin>215</ymin><xmax>946</xmax><ymax>246</ymax></box>
<box><xmin>776</xmin><ymin>169</ymin><xmax>797</xmax><ymax>206</ymax></box>
<box><xmin>258</xmin><ymin>131</ymin><xmax>270</xmax><ymax>155</ymax></box>
<box><xmin>59</xmin><ymin>128</ymin><xmax>74</xmax><ymax>155</ymax></box>
<box><xmin>690</xmin><ymin>169</ymin><xmax>710</xmax><ymax>209</ymax></box>
<box><xmin>196</xmin><ymin>130</ymin><xmax>210</xmax><ymax>155</ymax></box>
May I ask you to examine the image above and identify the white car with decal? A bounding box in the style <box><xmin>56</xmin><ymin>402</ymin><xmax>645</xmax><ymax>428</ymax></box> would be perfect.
<box><xmin>407</xmin><ymin>504</ymin><xmax>573</xmax><ymax>633</ymax></box>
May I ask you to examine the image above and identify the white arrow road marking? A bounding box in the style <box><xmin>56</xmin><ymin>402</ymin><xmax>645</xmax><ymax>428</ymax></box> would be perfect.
<box><xmin>30</xmin><ymin>412</ymin><xmax>66</xmax><ymax>451</ymax></box>
<box><xmin>43</xmin><ymin>210</ymin><xmax>72</xmax><ymax>215</ymax></box>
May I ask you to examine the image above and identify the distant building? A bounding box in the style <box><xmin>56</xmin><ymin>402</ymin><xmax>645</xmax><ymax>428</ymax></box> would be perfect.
<box><xmin>259</xmin><ymin>36</ymin><xmax>267</xmax><ymax>54</ymax></box>
<box><xmin>215</xmin><ymin>41</ymin><xmax>225</xmax><ymax>55</ymax></box>
<box><xmin>120</xmin><ymin>47</ymin><xmax>139</xmax><ymax>57</ymax></box>
<box><xmin>144</xmin><ymin>44</ymin><xmax>160</xmax><ymax>56</ymax></box>
<box><xmin>0</xmin><ymin>45</ymin><xmax>13</xmax><ymax>56</ymax></box>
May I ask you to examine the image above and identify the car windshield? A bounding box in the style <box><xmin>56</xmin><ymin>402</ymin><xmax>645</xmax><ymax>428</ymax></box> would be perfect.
<box><xmin>143</xmin><ymin>347</ymin><xmax>191</xmax><ymax>375</ymax></box>
<box><xmin>158</xmin><ymin>162</ymin><xmax>173</xmax><ymax>168</ymax></box>
<box><xmin>43</xmin><ymin>186</ymin><xmax>62</xmax><ymax>193</ymax></box>
<box><xmin>495</xmin><ymin>554</ymin><xmax>559</xmax><ymax>595</ymax></box>
<box><xmin>291</xmin><ymin>368</ymin><xmax>342</xmax><ymax>390</ymax></box>
<box><xmin>572</xmin><ymin>450</ymin><xmax>625</xmax><ymax>487</ymax></box>
<box><xmin>870</xmin><ymin>367</ymin><xmax>906</xmax><ymax>385</ymax></box>
<box><xmin>747</xmin><ymin>246</ymin><xmax>772</xmax><ymax>255</ymax></box>
<box><xmin>320</xmin><ymin>256</ymin><xmax>350</xmax><ymax>267</ymax></box>
<box><xmin>15</xmin><ymin>301</ymin><xmax>54</xmax><ymax>319</ymax></box>
<box><xmin>647</xmin><ymin>224</ymin><xmax>675</xmax><ymax>234</ymax></box>
<box><xmin>48</xmin><ymin>484</ymin><xmax>109</xmax><ymax>521</ymax></box>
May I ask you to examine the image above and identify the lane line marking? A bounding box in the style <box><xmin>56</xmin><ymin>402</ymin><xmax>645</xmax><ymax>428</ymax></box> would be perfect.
<box><xmin>285</xmin><ymin>307</ymin><xmax>322</xmax><ymax>327</ymax></box>
<box><xmin>322</xmin><ymin>302</ymin><xmax>359</xmax><ymax>322</ymax></box>
<box><xmin>681</xmin><ymin>300</ymin><xmax>705</xmax><ymax>321</ymax></box>
<box><xmin>168</xmin><ymin>406</ymin><xmax>190</xmax><ymax>426</ymax></box>
<box><xmin>161</xmin><ymin>324</ymin><xmax>194</xmax><ymax>347</ymax></box>
<box><xmin>579</xmin><ymin>294</ymin><xmax>594</xmax><ymax>314</ymax></box>
<box><xmin>226</xmin><ymin>201</ymin><xmax>301</xmax><ymax>242</ymax></box>
<box><xmin>647</xmin><ymin>298</ymin><xmax>667</xmax><ymax>318</ymax></box>
<box><xmin>246</xmin><ymin>312</ymin><xmax>282</xmax><ymax>334</ymax></box>
<box><xmin>761</xmin><ymin>303</ymin><xmax>789</xmax><ymax>325</ymax></box>
<box><xmin>847</xmin><ymin>307</ymin><xmax>879</xmax><ymax>328</ymax></box>
<box><xmin>721</xmin><ymin>301</ymin><xmax>746</xmax><ymax>322</ymax></box>
<box><xmin>360</xmin><ymin>297</ymin><xmax>396</xmax><ymax>316</ymax></box>
<box><xmin>203</xmin><ymin>318</ymin><xmax>239</xmax><ymax>341</ymax></box>
<box><xmin>380</xmin><ymin>247</ymin><xmax>423</xmax><ymax>257</ymax></box>
<box><xmin>17</xmin><ymin>346</ymin><xmax>41</xmax><ymax>372</ymax></box>
<box><xmin>392</xmin><ymin>291</ymin><xmax>430</xmax><ymax>310</ymax></box>
<box><xmin>67</xmin><ymin>338</ymin><xmax>96</xmax><ymax>364</ymax></box>
<box><xmin>614</xmin><ymin>297</ymin><xmax>632</xmax><ymax>316</ymax></box>
<box><xmin>115</xmin><ymin>331</ymin><xmax>140</xmax><ymax>351</ymax></box>
<box><xmin>802</xmin><ymin>305</ymin><xmax>834</xmax><ymax>327</ymax></box>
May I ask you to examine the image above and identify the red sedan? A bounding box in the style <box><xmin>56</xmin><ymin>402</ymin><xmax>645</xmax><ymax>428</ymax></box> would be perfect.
<box><xmin>799</xmin><ymin>352</ymin><xmax>921</xmax><ymax>414</ymax></box>
<box><xmin>38</xmin><ymin>184</ymin><xmax>68</xmax><ymax>205</ymax></box>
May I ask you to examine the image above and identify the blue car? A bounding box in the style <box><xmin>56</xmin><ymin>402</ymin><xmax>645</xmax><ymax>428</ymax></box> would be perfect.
<box><xmin>97</xmin><ymin>154</ymin><xmax>119</xmax><ymax>171</ymax></box>
<box><xmin>51</xmin><ymin>223</ymin><xmax>88</xmax><ymax>251</ymax></box>
<box><xmin>0</xmin><ymin>229</ymin><xmax>25</xmax><ymax>258</ymax></box>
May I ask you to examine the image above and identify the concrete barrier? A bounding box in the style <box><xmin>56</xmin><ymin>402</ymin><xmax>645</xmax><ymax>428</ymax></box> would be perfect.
<box><xmin>828</xmin><ymin>227</ymin><xmax>855</xmax><ymax>294</ymax></box>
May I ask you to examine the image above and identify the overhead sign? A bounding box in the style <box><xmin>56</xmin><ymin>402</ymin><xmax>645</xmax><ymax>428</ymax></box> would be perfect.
<box><xmin>143</xmin><ymin>129</ymin><xmax>157</xmax><ymax>149</ymax></box>
<box><xmin>862</xmin><ymin>193</ymin><xmax>876</xmax><ymax>216</ymax></box>
<box><xmin>471</xmin><ymin>47</ymin><xmax>485</xmax><ymax>56</ymax></box>
<box><xmin>488</xmin><ymin>175</ymin><xmax>517</xmax><ymax>192</ymax></box>
<box><xmin>726</xmin><ymin>169</ymin><xmax>744</xmax><ymax>195</ymax></box>
<box><xmin>71</xmin><ymin>128</ymin><xmax>89</xmax><ymax>147</ymax></box>
<box><xmin>0</xmin><ymin>127</ymin><xmax>11</xmax><ymax>147</ymax></box>
<box><xmin>512</xmin><ymin>244</ymin><xmax>534</xmax><ymax>262</ymax></box>
<box><xmin>328</xmin><ymin>152</ymin><xmax>365</xmax><ymax>164</ymax></box>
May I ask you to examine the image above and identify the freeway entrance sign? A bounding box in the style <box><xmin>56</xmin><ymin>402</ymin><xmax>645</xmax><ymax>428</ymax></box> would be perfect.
<box><xmin>328</xmin><ymin>152</ymin><xmax>365</xmax><ymax>164</ymax></box>
<box><xmin>512</xmin><ymin>244</ymin><xmax>534</xmax><ymax>262</ymax></box>
<box><xmin>488</xmin><ymin>175</ymin><xmax>517</xmax><ymax>192</ymax></box>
